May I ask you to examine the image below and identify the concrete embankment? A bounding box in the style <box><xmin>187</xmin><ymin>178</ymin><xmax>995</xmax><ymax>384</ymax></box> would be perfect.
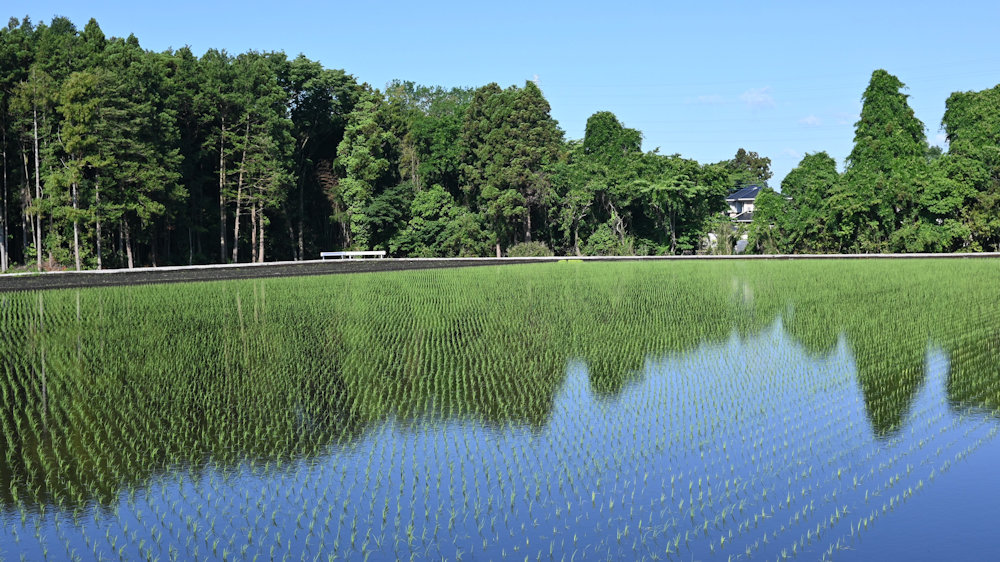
<box><xmin>0</xmin><ymin>258</ymin><xmax>567</xmax><ymax>292</ymax></box>
<box><xmin>0</xmin><ymin>253</ymin><xmax>996</xmax><ymax>292</ymax></box>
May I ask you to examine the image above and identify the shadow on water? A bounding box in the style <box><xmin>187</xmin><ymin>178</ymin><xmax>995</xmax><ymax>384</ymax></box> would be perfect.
<box><xmin>0</xmin><ymin>259</ymin><xmax>998</xmax><ymax>528</ymax></box>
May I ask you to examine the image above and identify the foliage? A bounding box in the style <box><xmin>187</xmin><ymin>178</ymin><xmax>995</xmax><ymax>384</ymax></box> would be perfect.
<box><xmin>779</xmin><ymin>152</ymin><xmax>840</xmax><ymax>252</ymax></box>
<box><xmin>704</xmin><ymin>216</ymin><xmax>739</xmax><ymax>255</ymax></box>
<box><xmin>1</xmin><ymin>17</ymin><xmax>999</xmax><ymax>267</ymax></box>
<box><xmin>833</xmin><ymin>70</ymin><xmax>937</xmax><ymax>252</ymax></box>
<box><xmin>939</xmin><ymin>84</ymin><xmax>1000</xmax><ymax>250</ymax></box>
<box><xmin>746</xmin><ymin>187</ymin><xmax>788</xmax><ymax>254</ymax></box>
<box><xmin>505</xmin><ymin>240</ymin><xmax>554</xmax><ymax>257</ymax></box>
<box><xmin>582</xmin><ymin>222</ymin><xmax>632</xmax><ymax>256</ymax></box>
<box><xmin>635</xmin><ymin>153</ymin><xmax>728</xmax><ymax>254</ymax></box>
<box><xmin>390</xmin><ymin>184</ymin><xmax>490</xmax><ymax>257</ymax></box>
<box><xmin>336</xmin><ymin>90</ymin><xmax>399</xmax><ymax>248</ymax></box>
<box><xmin>459</xmin><ymin>81</ymin><xmax>563</xmax><ymax>254</ymax></box>
<box><xmin>724</xmin><ymin>148</ymin><xmax>772</xmax><ymax>189</ymax></box>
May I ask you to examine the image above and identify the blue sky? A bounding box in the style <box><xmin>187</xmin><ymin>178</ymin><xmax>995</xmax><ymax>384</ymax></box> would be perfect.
<box><xmin>7</xmin><ymin>0</ymin><xmax>1000</xmax><ymax>184</ymax></box>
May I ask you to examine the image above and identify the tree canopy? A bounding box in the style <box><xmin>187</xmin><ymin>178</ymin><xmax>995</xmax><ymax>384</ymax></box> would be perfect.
<box><xmin>746</xmin><ymin>69</ymin><xmax>998</xmax><ymax>255</ymax></box>
<box><xmin>0</xmin><ymin>20</ymin><xmax>997</xmax><ymax>270</ymax></box>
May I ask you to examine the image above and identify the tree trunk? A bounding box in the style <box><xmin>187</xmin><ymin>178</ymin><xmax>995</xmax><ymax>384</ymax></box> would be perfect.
<box><xmin>573</xmin><ymin>220</ymin><xmax>581</xmax><ymax>257</ymax></box>
<box><xmin>123</xmin><ymin>219</ymin><xmax>134</xmax><ymax>269</ymax></box>
<box><xmin>258</xmin><ymin>206</ymin><xmax>265</xmax><ymax>263</ymax></box>
<box><xmin>47</xmin><ymin>214</ymin><xmax>53</xmax><ymax>266</ymax></box>
<box><xmin>71</xmin><ymin>181</ymin><xmax>80</xmax><ymax>271</ymax></box>
<box><xmin>496</xmin><ymin>242</ymin><xmax>501</xmax><ymax>258</ymax></box>
<box><xmin>607</xmin><ymin>199</ymin><xmax>626</xmax><ymax>244</ymax></box>
<box><xmin>150</xmin><ymin>224</ymin><xmax>158</xmax><ymax>267</ymax></box>
<box><xmin>33</xmin><ymin>99</ymin><xmax>42</xmax><ymax>271</ymax></box>
<box><xmin>338</xmin><ymin>201</ymin><xmax>350</xmax><ymax>248</ymax></box>
<box><xmin>0</xmin><ymin>207</ymin><xmax>6</xmax><ymax>272</ymax></box>
<box><xmin>231</xmin><ymin>119</ymin><xmax>249</xmax><ymax>263</ymax></box>
<box><xmin>297</xmin><ymin>177</ymin><xmax>304</xmax><ymax>261</ymax></box>
<box><xmin>250</xmin><ymin>200</ymin><xmax>258</xmax><ymax>263</ymax></box>
<box><xmin>22</xmin><ymin>149</ymin><xmax>30</xmax><ymax>262</ymax></box>
<box><xmin>525</xmin><ymin>207</ymin><xmax>533</xmax><ymax>243</ymax></box>
<box><xmin>21</xmin><ymin>205</ymin><xmax>28</xmax><ymax>263</ymax></box>
<box><xmin>94</xmin><ymin>177</ymin><xmax>102</xmax><ymax>269</ymax></box>
<box><xmin>294</xmin><ymin>136</ymin><xmax>308</xmax><ymax>262</ymax></box>
<box><xmin>668</xmin><ymin>209</ymin><xmax>677</xmax><ymax>255</ymax></box>
<box><xmin>1</xmin><ymin>122</ymin><xmax>8</xmax><ymax>271</ymax></box>
<box><xmin>116</xmin><ymin>222</ymin><xmax>123</xmax><ymax>266</ymax></box>
<box><xmin>218</xmin><ymin>118</ymin><xmax>227</xmax><ymax>262</ymax></box>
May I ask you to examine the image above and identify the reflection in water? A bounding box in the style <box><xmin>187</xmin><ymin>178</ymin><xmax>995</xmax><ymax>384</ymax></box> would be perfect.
<box><xmin>1</xmin><ymin>260</ymin><xmax>999</xmax><ymax>560</ymax></box>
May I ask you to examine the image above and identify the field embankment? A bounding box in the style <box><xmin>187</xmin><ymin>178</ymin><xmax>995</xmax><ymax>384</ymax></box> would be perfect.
<box><xmin>0</xmin><ymin>252</ymin><xmax>997</xmax><ymax>292</ymax></box>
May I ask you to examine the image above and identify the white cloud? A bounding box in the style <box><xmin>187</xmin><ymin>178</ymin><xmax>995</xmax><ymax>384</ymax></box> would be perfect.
<box><xmin>782</xmin><ymin>148</ymin><xmax>801</xmax><ymax>159</ymax></box>
<box><xmin>798</xmin><ymin>115</ymin><xmax>822</xmax><ymax>127</ymax></box>
<box><xmin>740</xmin><ymin>87</ymin><xmax>775</xmax><ymax>109</ymax></box>
<box><xmin>934</xmin><ymin>133</ymin><xmax>948</xmax><ymax>146</ymax></box>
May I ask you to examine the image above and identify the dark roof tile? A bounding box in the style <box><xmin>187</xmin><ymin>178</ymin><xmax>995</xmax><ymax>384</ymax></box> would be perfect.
<box><xmin>726</xmin><ymin>185</ymin><xmax>762</xmax><ymax>201</ymax></box>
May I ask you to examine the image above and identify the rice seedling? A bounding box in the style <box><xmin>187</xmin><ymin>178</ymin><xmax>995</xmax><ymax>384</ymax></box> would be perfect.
<box><xmin>0</xmin><ymin>259</ymin><xmax>999</xmax><ymax>559</ymax></box>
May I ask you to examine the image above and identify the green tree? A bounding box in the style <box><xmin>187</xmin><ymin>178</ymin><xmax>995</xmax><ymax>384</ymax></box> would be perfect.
<box><xmin>47</xmin><ymin>70</ymin><xmax>104</xmax><ymax>270</ymax></box>
<box><xmin>780</xmin><ymin>152</ymin><xmax>840</xmax><ymax>252</ymax></box>
<box><xmin>98</xmin><ymin>37</ymin><xmax>184</xmax><ymax>267</ymax></box>
<box><xmin>746</xmin><ymin>187</ymin><xmax>788</xmax><ymax>254</ymax></box>
<box><xmin>283</xmin><ymin>56</ymin><xmax>360</xmax><ymax>259</ymax></box>
<box><xmin>460</xmin><ymin>82</ymin><xmax>562</xmax><ymax>256</ymax></box>
<box><xmin>583</xmin><ymin>111</ymin><xmax>642</xmax><ymax>160</ymax></box>
<box><xmin>195</xmin><ymin>48</ymin><xmax>239</xmax><ymax>262</ymax></box>
<box><xmin>30</xmin><ymin>16</ymin><xmax>85</xmax><ymax>82</ymax></box>
<box><xmin>725</xmin><ymin>148</ymin><xmax>772</xmax><ymax>189</ymax></box>
<box><xmin>227</xmin><ymin>52</ymin><xmax>293</xmax><ymax>263</ymax></box>
<box><xmin>0</xmin><ymin>16</ymin><xmax>37</xmax><ymax>270</ymax></box>
<box><xmin>577</xmin><ymin>111</ymin><xmax>643</xmax><ymax>250</ymax></box>
<box><xmin>635</xmin><ymin>154</ymin><xmax>727</xmax><ymax>254</ymax></box>
<box><xmin>390</xmin><ymin>183</ymin><xmax>489</xmax><ymax>257</ymax></box>
<box><xmin>548</xmin><ymin>141</ymin><xmax>593</xmax><ymax>255</ymax></box>
<box><xmin>832</xmin><ymin>69</ymin><xmax>934</xmax><ymax>252</ymax></box>
<box><xmin>939</xmin><ymin>85</ymin><xmax>1000</xmax><ymax>250</ymax></box>
<box><xmin>162</xmin><ymin>46</ymin><xmax>209</xmax><ymax>264</ymax></box>
<box><xmin>389</xmin><ymin>81</ymin><xmax>471</xmax><ymax>196</ymax></box>
<box><xmin>10</xmin><ymin>63</ymin><xmax>54</xmax><ymax>269</ymax></box>
<box><xmin>336</xmin><ymin>89</ymin><xmax>398</xmax><ymax>249</ymax></box>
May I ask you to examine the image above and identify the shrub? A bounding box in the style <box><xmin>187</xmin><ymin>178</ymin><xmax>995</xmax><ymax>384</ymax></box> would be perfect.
<box><xmin>506</xmin><ymin>241</ymin><xmax>554</xmax><ymax>257</ymax></box>
<box><xmin>582</xmin><ymin>225</ymin><xmax>633</xmax><ymax>256</ymax></box>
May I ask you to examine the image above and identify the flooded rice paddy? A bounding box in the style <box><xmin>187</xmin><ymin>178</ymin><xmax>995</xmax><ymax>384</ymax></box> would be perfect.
<box><xmin>1</xmin><ymin>259</ymin><xmax>999</xmax><ymax>560</ymax></box>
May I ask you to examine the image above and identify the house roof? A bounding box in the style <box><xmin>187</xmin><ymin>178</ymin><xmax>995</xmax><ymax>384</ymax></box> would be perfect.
<box><xmin>726</xmin><ymin>185</ymin><xmax>762</xmax><ymax>202</ymax></box>
<box><xmin>734</xmin><ymin>211</ymin><xmax>754</xmax><ymax>223</ymax></box>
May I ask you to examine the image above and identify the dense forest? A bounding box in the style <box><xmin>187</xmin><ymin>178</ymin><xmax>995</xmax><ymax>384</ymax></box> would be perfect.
<box><xmin>0</xmin><ymin>16</ymin><xmax>998</xmax><ymax>271</ymax></box>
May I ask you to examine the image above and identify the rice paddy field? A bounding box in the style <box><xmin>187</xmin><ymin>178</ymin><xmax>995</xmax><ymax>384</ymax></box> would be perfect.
<box><xmin>1</xmin><ymin>259</ymin><xmax>999</xmax><ymax>561</ymax></box>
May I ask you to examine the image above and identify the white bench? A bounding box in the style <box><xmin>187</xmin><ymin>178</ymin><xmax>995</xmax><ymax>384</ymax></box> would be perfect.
<box><xmin>320</xmin><ymin>251</ymin><xmax>386</xmax><ymax>260</ymax></box>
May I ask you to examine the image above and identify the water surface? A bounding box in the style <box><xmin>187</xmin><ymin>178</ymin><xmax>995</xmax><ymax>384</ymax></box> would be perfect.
<box><xmin>1</xmin><ymin>260</ymin><xmax>999</xmax><ymax>560</ymax></box>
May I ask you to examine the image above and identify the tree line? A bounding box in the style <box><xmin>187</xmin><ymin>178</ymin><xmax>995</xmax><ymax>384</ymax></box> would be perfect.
<box><xmin>1</xmin><ymin>17</ymin><xmax>997</xmax><ymax>272</ymax></box>
<box><xmin>748</xmin><ymin>70</ymin><xmax>1000</xmax><ymax>254</ymax></box>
